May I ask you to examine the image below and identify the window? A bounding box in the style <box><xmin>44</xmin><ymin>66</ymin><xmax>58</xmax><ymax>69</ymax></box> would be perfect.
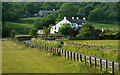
<box><xmin>55</xmin><ymin>27</ymin><xmax>56</xmax><ymax>30</ymax></box>
<box><xmin>54</xmin><ymin>31</ymin><xmax>56</xmax><ymax>33</ymax></box>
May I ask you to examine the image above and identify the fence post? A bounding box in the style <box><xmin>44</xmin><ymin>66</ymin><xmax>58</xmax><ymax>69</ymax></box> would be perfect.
<box><xmin>106</xmin><ymin>60</ymin><xmax>108</xmax><ymax>72</ymax></box>
<box><xmin>54</xmin><ymin>48</ymin><xmax>56</xmax><ymax>53</ymax></box>
<box><xmin>50</xmin><ymin>47</ymin><xmax>52</xmax><ymax>53</ymax></box>
<box><xmin>118</xmin><ymin>63</ymin><xmax>120</xmax><ymax>74</ymax></box>
<box><xmin>84</xmin><ymin>55</ymin><xmax>86</xmax><ymax>64</ymax></box>
<box><xmin>73</xmin><ymin>53</ymin><xmax>75</xmax><ymax>61</ymax></box>
<box><xmin>95</xmin><ymin>57</ymin><xmax>96</xmax><ymax>68</ymax></box>
<box><xmin>89</xmin><ymin>56</ymin><xmax>91</xmax><ymax>66</ymax></box>
<box><xmin>70</xmin><ymin>52</ymin><xmax>72</xmax><ymax>60</ymax></box>
<box><xmin>67</xmin><ymin>51</ymin><xmax>69</xmax><ymax>60</ymax></box>
<box><xmin>57</xmin><ymin>49</ymin><xmax>58</xmax><ymax>53</ymax></box>
<box><xmin>61</xmin><ymin>49</ymin><xmax>63</xmax><ymax>55</ymax></box>
<box><xmin>100</xmin><ymin>59</ymin><xmax>102</xmax><ymax>71</ymax></box>
<box><xmin>112</xmin><ymin>62</ymin><xmax>114</xmax><ymax>74</ymax></box>
<box><xmin>64</xmin><ymin>50</ymin><xmax>66</xmax><ymax>58</ymax></box>
<box><xmin>77</xmin><ymin>53</ymin><xmax>79</xmax><ymax>62</ymax></box>
<box><xmin>80</xmin><ymin>55</ymin><xmax>82</xmax><ymax>62</ymax></box>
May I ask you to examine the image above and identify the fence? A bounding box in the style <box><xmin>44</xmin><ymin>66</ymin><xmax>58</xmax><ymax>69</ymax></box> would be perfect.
<box><xmin>7</xmin><ymin>38</ymin><xmax>120</xmax><ymax>74</ymax></box>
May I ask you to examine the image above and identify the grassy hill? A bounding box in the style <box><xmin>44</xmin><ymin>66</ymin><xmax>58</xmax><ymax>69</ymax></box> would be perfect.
<box><xmin>19</xmin><ymin>17</ymin><xmax>41</xmax><ymax>21</ymax></box>
<box><xmin>2</xmin><ymin>41</ymin><xmax>103</xmax><ymax>73</ymax></box>
<box><xmin>90</xmin><ymin>21</ymin><xmax>119</xmax><ymax>31</ymax></box>
<box><xmin>5</xmin><ymin>22</ymin><xmax>34</xmax><ymax>29</ymax></box>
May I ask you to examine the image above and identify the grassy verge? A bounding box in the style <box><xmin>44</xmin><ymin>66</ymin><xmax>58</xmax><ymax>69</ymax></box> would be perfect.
<box><xmin>31</xmin><ymin>38</ymin><xmax>119</xmax><ymax>62</ymax></box>
<box><xmin>2</xmin><ymin>41</ymin><xmax>104</xmax><ymax>73</ymax></box>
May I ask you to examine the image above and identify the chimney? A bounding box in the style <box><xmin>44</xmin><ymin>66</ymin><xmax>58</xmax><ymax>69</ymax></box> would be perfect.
<box><xmin>76</xmin><ymin>17</ymin><xmax>79</xmax><ymax>19</ymax></box>
<box><xmin>53</xmin><ymin>9</ymin><xmax>55</xmax><ymax>11</ymax></box>
<box><xmin>83</xmin><ymin>17</ymin><xmax>86</xmax><ymax>20</ymax></box>
<box><xmin>64</xmin><ymin>17</ymin><xmax>66</xmax><ymax>20</ymax></box>
<box><xmin>72</xmin><ymin>17</ymin><xmax>74</xmax><ymax>19</ymax></box>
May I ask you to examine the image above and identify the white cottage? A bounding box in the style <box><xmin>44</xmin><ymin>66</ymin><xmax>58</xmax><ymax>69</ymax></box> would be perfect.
<box><xmin>37</xmin><ymin>29</ymin><xmax>43</xmax><ymax>34</ymax></box>
<box><xmin>50</xmin><ymin>17</ymin><xmax>87</xmax><ymax>34</ymax></box>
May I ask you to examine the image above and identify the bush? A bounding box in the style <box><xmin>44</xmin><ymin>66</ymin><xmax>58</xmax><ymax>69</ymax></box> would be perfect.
<box><xmin>29</xmin><ymin>28</ymin><xmax>37</xmax><ymax>37</ymax></box>
<box><xmin>52</xmin><ymin>52</ymin><xmax>61</xmax><ymax>56</ymax></box>
<box><xmin>114</xmin><ymin>32</ymin><xmax>120</xmax><ymax>40</ymax></box>
<box><xmin>76</xmin><ymin>22</ymin><xmax>95</xmax><ymax>37</ymax></box>
<box><xmin>30</xmin><ymin>45</ymin><xmax>34</xmax><ymax>48</ymax></box>
<box><xmin>58</xmin><ymin>23</ymin><xmax>71</xmax><ymax>36</ymax></box>
<box><xmin>10</xmin><ymin>29</ymin><xmax>16</xmax><ymax>38</ymax></box>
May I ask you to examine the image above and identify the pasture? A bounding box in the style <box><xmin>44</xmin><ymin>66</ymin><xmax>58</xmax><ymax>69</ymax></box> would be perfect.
<box><xmin>2</xmin><ymin>41</ymin><xmax>103</xmax><ymax>73</ymax></box>
<box><xmin>19</xmin><ymin>17</ymin><xmax>41</xmax><ymax>21</ymax></box>
<box><xmin>90</xmin><ymin>21</ymin><xmax>119</xmax><ymax>31</ymax></box>
<box><xmin>64</xmin><ymin>40</ymin><xmax>119</xmax><ymax>49</ymax></box>
<box><xmin>5</xmin><ymin>22</ymin><xmax>34</xmax><ymax>29</ymax></box>
<box><xmin>31</xmin><ymin>39</ymin><xmax>119</xmax><ymax>62</ymax></box>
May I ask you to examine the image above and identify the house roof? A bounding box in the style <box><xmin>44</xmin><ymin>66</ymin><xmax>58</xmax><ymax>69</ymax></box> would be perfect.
<box><xmin>67</xmin><ymin>19</ymin><xmax>86</xmax><ymax>25</ymax></box>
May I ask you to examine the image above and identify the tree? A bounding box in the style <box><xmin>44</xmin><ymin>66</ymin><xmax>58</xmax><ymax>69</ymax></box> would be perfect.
<box><xmin>34</xmin><ymin>15</ymin><xmax>55</xmax><ymax>29</ymax></box>
<box><xmin>43</xmin><ymin>27</ymin><xmax>50</xmax><ymax>37</ymax></box>
<box><xmin>76</xmin><ymin>22</ymin><xmax>96</xmax><ymax>37</ymax></box>
<box><xmin>2</xmin><ymin>26</ymin><xmax>11</xmax><ymax>37</ymax></box>
<box><xmin>58</xmin><ymin>23</ymin><xmax>71</xmax><ymax>36</ymax></box>
<box><xmin>88</xmin><ymin>8</ymin><xmax>104</xmax><ymax>21</ymax></box>
<box><xmin>10</xmin><ymin>29</ymin><xmax>16</xmax><ymax>38</ymax></box>
<box><xmin>29</xmin><ymin>28</ymin><xmax>37</xmax><ymax>37</ymax></box>
<box><xmin>58</xmin><ymin>3</ymin><xmax>77</xmax><ymax>19</ymax></box>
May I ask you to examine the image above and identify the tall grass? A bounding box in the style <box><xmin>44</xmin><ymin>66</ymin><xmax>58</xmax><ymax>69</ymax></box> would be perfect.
<box><xmin>64</xmin><ymin>40</ymin><xmax>119</xmax><ymax>49</ymax></box>
<box><xmin>3</xmin><ymin>41</ymin><xmax>104</xmax><ymax>73</ymax></box>
<box><xmin>31</xmin><ymin>38</ymin><xmax>119</xmax><ymax>62</ymax></box>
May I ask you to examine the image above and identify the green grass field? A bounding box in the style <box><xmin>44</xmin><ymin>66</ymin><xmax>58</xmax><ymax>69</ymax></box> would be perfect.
<box><xmin>64</xmin><ymin>40</ymin><xmax>119</xmax><ymax>49</ymax></box>
<box><xmin>2</xmin><ymin>41</ymin><xmax>103</xmax><ymax>73</ymax></box>
<box><xmin>31</xmin><ymin>39</ymin><xmax>119</xmax><ymax>62</ymax></box>
<box><xmin>5</xmin><ymin>22</ymin><xmax>34</xmax><ymax>29</ymax></box>
<box><xmin>19</xmin><ymin>17</ymin><xmax>41</xmax><ymax>21</ymax></box>
<box><xmin>90</xmin><ymin>21</ymin><xmax>119</xmax><ymax>31</ymax></box>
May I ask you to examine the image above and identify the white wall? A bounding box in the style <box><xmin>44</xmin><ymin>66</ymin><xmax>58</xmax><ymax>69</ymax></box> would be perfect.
<box><xmin>50</xmin><ymin>18</ymin><xmax>71</xmax><ymax>34</ymax></box>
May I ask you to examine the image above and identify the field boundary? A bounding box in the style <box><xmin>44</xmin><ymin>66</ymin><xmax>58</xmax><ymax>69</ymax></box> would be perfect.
<box><xmin>7</xmin><ymin>38</ymin><xmax>120</xmax><ymax>74</ymax></box>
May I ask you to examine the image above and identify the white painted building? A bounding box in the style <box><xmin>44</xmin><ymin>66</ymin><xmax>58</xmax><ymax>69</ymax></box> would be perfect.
<box><xmin>37</xmin><ymin>30</ymin><xmax>43</xmax><ymax>34</ymax></box>
<box><xmin>50</xmin><ymin>17</ymin><xmax>87</xmax><ymax>34</ymax></box>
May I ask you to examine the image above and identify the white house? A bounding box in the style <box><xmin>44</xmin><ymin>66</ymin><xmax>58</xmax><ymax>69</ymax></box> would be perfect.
<box><xmin>37</xmin><ymin>29</ymin><xmax>43</xmax><ymax>34</ymax></box>
<box><xmin>50</xmin><ymin>17</ymin><xmax>87</xmax><ymax>34</ymax></box>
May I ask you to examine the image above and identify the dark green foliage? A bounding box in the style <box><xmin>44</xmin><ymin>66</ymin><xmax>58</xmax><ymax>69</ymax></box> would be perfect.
<box><xmin>52</xmin><ymin>52</ymin><xmax>61</xmax><ymax>56</ymax></box>
<box><xmin>115</xmin><ymin>32</ymin><xmax>120</xmax><ymax>40</ymax></box>
<box><xmin>88</xmin><ymin>8</ymin><xmax>104</xmax><ymax>21</ymax></box>
<box><xmin>29</xmin><ymin>28</ymin><xmax>37</xmax><ymax>37</ymax></box>
<box><xmin>76</xmin><ymin>22</ymin><xmax>95</xmax><ymax>37</ymax></box>
<box><xmin>58</xmin><ymin>23</ymin><xmax>71</xmax><ymax>36</ymax></box>
<box><xmin>43</xmin><ymin>27</ymin><xmax>50</xmax><ymax>36</ymax></box>
<box><xmin>58</xmin><ymin>24</ymin><xmax>71</xmax><ymax>36</ymax></box>
<box><xmin>57</xmin><ymin>44</ymin><xmax>62</xmax><ymax>48</ymax></box>
<box><xmin>23</xmin><ymin>28</ymin><xmax>28</xmax><ymax>34</ymax></box>
<box><xmin>57</xmin><ymin>3</ymin><xmax>77</xmax><ymax>19</ymax></box>
<box><xmin>30</xmin><ymin>45</ymin><xmax>34</xmax><ymax>48</ymax></box>
<box><xmin>10</xmin><ymin>29</ymin><xmax>16</xmax><ymax>38</ymax></box>
<box><xmin>2</xmin><ymin>25</ymin><xmax>11</xmax><ymax>37</ymax></box>
<box><xmin>34</xmin><ymin>15</ymin><xmax>55</xmax><ymax>29</ymax></box>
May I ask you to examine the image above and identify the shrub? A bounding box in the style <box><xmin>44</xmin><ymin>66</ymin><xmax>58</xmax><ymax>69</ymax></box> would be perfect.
<box><xmin>76</xmin><ymin>22</ymin><xmax>95</xmax><ymax>37</ymax></box>
<box><xmin>58</xmin><ymin>23</ymin><xmax>71</xmax><ymax>36</ymax></box>
<box><xmin>29</xmin><ymin>28</ymin><xmax>37</xmax><ymax>37</ymax></box>
<box><xmin>10</xmin><ymin>29</ymin><xmax>16</xmax><ymax>38</ymax></box>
